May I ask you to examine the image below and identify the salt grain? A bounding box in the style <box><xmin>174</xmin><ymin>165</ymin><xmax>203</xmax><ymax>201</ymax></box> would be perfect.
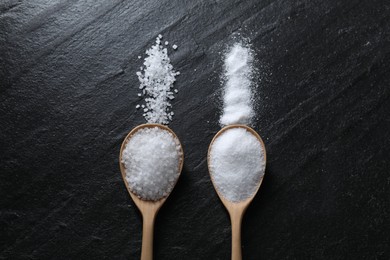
<box><xmin>172</xmin><ymin>44</ymin><xmax>178</xmax><ymax>50</ymax></box>
<box><xmin>136</xmin><ymin>36</ymin><xmax>180</xmax><ymax>124</ymax></box>
<box><xmin>121</xmin><ymin>127</ymin><xmax>182</xmax><ymax>201</ymax></box>
<box><xmin>220</xmin><ymin>43</ymin><xmax>254</xmax><ymax>126</ymax></box>
<box><xmin>209</xmin><ymin>128</ymin><xmax>265</xmax><ymax>202</ymax></box>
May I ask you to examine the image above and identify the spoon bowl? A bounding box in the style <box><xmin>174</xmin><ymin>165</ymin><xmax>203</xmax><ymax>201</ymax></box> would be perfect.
<box><xmin>119</xmin><ymin>123</ymin><xmax>184</xmax><ymax>260</ymax></box>
<box><xmin>207</xmin><ymin>124</ymin><xmax>266</xmax><ymax>260</ymax></box>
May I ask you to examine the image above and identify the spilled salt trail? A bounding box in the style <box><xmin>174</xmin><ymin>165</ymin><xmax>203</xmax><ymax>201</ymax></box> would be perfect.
<box><xmin>136</xmin><ymin>36</ymin><xmax>179</xmax><ymax>124</ymax></box>
<box><xmin>121</xmin><ymin>127</ymin><xmax>182</xmax><ymax>201</ymax></box>
<box><xmin>209</xmin><ymin>128</ymin><xmax>265</xmax><ymax>202</ymax></box>
<box><xmin>220</xmin><ymin>43</ymin><xmax>254</xmax><ymax>126</ymax></box>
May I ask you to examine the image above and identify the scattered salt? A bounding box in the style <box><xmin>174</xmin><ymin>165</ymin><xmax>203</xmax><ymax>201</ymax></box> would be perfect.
<box><xmin>136</xmin><ymin>36</ymin><xmax>180</xmax><ymax>124</ymax></box>
<box><xmin>137</xmin><ymin>93</ymin><xmax>142</xmax><ymax>97</ymax></box>
<box><xmin>220</xmin><ymin>43</ymin><xmax>254</xmax><ymax>126</ymax></box>
<box><xmin>136</xmin><ymin>104</ymin><xmax>140</xmax><ymax>109</ymax></box>
<box><xmin>172</xmin><ymin>44</ymin><xmax>178</xmax><ymax>50</ymax></box>
<box><xmin>121</xmin><ymin>127</ymin><xmax>182</xmax><ymax>201</ymax></box>
<box><xmin>209</xmin><ymin>128</ymin><xmax>265</xmax><ymax>202</ymax></box>
<box><xmin>165</xmin><ymin>41</ymin><xmax>169</xmax><ymax>45</ymax></box>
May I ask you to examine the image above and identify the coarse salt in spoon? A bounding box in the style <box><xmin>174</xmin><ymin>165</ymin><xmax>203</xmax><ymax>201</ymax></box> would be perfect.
<box><xmin>207</xmin><ymin>124</ymin><xmax>266</xmax><ymax>260</ymax></box>
<box><xmin>119</xmin><ymin>123</ymin><xmax>184</xmax><ymax>260</ymax></box>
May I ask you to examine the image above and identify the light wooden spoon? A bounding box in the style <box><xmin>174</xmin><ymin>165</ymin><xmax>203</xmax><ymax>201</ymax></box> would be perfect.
<box><xmin>119</xmin><ymin>123</ymin><xmax>184</xmax><ymax>260</ymax></box>
<box><xmin>207</xmin><ymin>124</ymin><xmax>266</xmax><ymax>260</ymax></box>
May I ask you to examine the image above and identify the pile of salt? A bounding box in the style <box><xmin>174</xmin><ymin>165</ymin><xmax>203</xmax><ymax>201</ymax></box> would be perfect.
<box><xmin>136</xmin><ymin>35</ymin><xmax>179</xmax><ymax>125</ymax></box>
<box><xmin>121</xmin><ymin>127</ymin><xmax>182</xmax><ymax>201</ymax></box>
<box><xmin>220</xmin><ymin>43</ymin><xmax>254</xmax><ymax>126</ymax></box>
<box><xmin>209</xmin><ymin>128</ymin><xmax>265</xmax><ymax>202</ymax></box>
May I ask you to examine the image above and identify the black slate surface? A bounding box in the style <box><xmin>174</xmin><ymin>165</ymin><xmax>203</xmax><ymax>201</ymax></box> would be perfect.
<box><xmin>1</xmin><ymin>0</ymin><xmax>389</xmax><ymax>259</ymax></box>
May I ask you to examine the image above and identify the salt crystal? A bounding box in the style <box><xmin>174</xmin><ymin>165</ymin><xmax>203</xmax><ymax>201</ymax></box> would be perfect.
<box><xmin>136</xmin><ymin>105</ymin><xmax>140</xmax><ymax>109</ymax></box>
<box><xmin>158</xmin><ymin>34</ymin><xmax>163</xmax><ymax>39</ymax></box>
<box><xmin>209</xmin><ymin>128</ymin><xmax>265</xmax><ymax>202</ymax></box>
<box><xmin>165</xmin><ymin>41</ymin><xmax>169</xmax><ymax>45</ymax></box>
<box><xmin>121</xmin><ymin>127</ymin><xmax>182</xmax><ymax>201</ymax></box>
<box><xmin>172</xmin><ymin>44</ymin><xmax>178</xmax><ymax>50</ymax></box>
<box><xmin>137</xmin><ymin>93</ymin><xmax>142</xmax><ymax>97</ymax></box>
<box><xmin>138</xmin><ymin>56</ymin><xmax>141</xmax><ymax>59</ymax></box>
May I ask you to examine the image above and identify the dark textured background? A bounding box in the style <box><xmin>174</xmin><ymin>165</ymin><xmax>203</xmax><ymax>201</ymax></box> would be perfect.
<box><xmin>1</xmin><ymin>0</ymin><xmax>389</xmax><ymax>259</ymax></box>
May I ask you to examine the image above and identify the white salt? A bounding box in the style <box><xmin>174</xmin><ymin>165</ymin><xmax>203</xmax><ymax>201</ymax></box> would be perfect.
<box><xmin>165</xmin><ymin>41</ymin><xmax>169</xmax><ymax>45</ymax></box>
<box><xmin>121</xmin><ymin>127</ymin><xmax>182</xmax><ymax>201</ymax></box>
<box><xmin>220</xmin><ymin>43</ymin><xmax>254</xmax><ymax>126</ymax></box>
<box><xmin>136</xmin><ymin>36</ymin><xmax>180</xmax><ymax>124</ymax></box>
<box><xmin>209</xmin><ymin>128</ymin><xmax>265</xmax><ymax>202</ymax></box>
<box><xmin>172</xmin><ymin>44</ymin><xmax>178</xmax><ymax>50</ymax></box>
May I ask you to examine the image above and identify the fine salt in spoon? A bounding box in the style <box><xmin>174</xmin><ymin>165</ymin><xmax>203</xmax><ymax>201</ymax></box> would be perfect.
<box><xmin>119</xmin><ymin>123</ymin><xmax>184</xmax><ymax>260</ymax></box>
<box><xmin>207</xmin><ymin>124</ymin><xmax>267</xmax><ymax>260</ymax></box>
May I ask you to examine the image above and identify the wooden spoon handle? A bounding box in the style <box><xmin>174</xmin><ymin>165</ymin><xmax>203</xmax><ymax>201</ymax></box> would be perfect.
<box><xmin>141</xmin><ymin>213</ymin><xmax>156</xmax><ymax>260</ymax></box>
<box><xmin>230</xmin><ymin>211</ymin><xmax>244</xmax><ymax>260</ymax></box>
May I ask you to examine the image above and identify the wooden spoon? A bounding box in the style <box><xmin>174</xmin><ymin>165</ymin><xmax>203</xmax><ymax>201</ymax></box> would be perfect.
<box><xmin>207</xmin><ymin>124</ymin><xmax>266</xmax><ymax>260</ymax></box>
<box><xmin>119</xmin><ymin>123</ymin><xmax>184</xmax><ymax>260</ymax></box>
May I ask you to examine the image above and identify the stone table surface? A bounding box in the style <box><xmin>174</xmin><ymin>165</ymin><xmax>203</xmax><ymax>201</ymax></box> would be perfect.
<box><xmin>1</xmin><ymin>0</ymin><xmax>389</xmax><ymax>259</ymax></box>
